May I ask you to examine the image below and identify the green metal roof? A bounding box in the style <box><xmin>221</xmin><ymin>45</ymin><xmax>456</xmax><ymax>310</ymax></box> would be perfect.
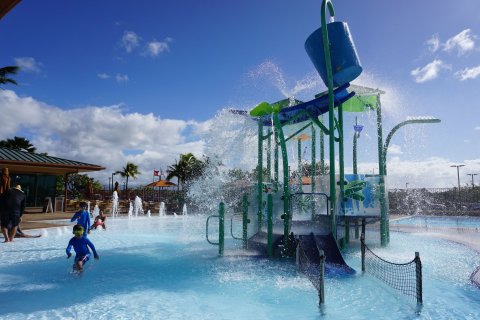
<box><xmin>0</xmin><ymin>147</ymin><xmax>105</xmax><ymax>174</ymax></box>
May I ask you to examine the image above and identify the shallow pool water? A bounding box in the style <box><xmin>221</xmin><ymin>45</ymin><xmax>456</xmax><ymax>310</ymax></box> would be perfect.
<box><xmin>391</xmin><ymin>215</ymin><xmax>480</xmax><ymax>229</ymax></box>
<box><xmin>0</xmin><ymin>216</ymin><xmax>478</xmax><ymax>319</ymax></box>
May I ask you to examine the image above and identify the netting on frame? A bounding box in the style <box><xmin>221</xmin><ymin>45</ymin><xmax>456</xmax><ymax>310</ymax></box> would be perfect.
<box><xmin>471</xmin><ymin>266</ymin><xmax>480</xmax><ymax>288</ymax></box>
<box><xmin>361</xmin><ymin>237</ymin><xmax>422</xmax><ymax>304</ymax></box>
<box><xmin>297</xmin><ymin>243</ymin><xmax>322</xmax><ymax>292</ymax></box>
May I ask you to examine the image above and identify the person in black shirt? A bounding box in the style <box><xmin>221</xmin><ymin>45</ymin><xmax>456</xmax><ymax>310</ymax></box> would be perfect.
<box><xmin>0</xmin><ymin>185</ymin><xmax>26</xmax><ymax>242</ymax></box>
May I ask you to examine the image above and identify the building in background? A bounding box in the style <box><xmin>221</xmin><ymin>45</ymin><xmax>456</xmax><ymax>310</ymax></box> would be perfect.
<box><xmin>0</xmin><ymin>147</ymin><xmax>105</xmax><ymax>210</ymax></box>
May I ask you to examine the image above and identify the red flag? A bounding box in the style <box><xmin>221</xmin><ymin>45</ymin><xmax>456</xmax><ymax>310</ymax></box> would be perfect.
<box><xmin>153</xmin><ymin>170</ymin><xmax>159</xmax><ymax>176</ymax></box>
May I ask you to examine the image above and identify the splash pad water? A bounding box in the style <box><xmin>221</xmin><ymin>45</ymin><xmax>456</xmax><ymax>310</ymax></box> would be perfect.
<box><xmin>1</xmin><ymin>0</ymin><xmax>473</xmax><ymax>317</ymax></box>
<box><xmin>0</xmin><ymin>216</ymin><xmax>478</xmax><ymax>319</ymax></box>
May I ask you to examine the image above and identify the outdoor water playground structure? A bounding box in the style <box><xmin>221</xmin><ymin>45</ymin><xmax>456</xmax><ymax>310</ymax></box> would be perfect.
<box><xmin>206</xmin><ymin>0</ymin><xmax>440</xmax><ymax>305</ymax></box>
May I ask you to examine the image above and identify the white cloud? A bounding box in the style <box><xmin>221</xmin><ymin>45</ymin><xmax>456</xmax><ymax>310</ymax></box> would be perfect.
<box><xmin>97</xmin><ymin>73</ymin><xmax>110</xmax><ymax>79</ymax></box>
<box><xmin>116</xmin><ymin>74</ymin><xmax>129</xmax><ymax>83</ymax></box>
<box><xmin>388</xmin><ymin>144</ymin><xmax>402</xmax><ymax>155</ymax></box>
<box><xmin>475</xmin><ymin>126</ymin><xmax>480</xmax><ymax>131</ymax></box>
<box><xmin>357</xmin><ymin>157</ymin><xmax>480</xmax><ymax>188</ymax></box>
<box><xmin>145</xmin><ymin>38</ymin><xmax>172</xmax><ymax>57</ymax></box>
<box><xmin>121</xmin><ymin>31</ymin><xmax>140</xmax><ymax>53</ymax></box>
<box><xmin>455</xmin><ymin>65</ymin><xmax>480</xmax><ymax>81</ymax></box>
<box><xmin>410</xmin><ymin>59</ymin><xmax>450</xmax><ymax>83</ymax></box>
<box><xmin>426</xmin><ymin>34</ymin><xmax>440</xmax><ymax>53</ymax></box>
<box><xmin>0</xmin><ymin>90</ymin><xmax>206</xmax><ymax>186</ymax></box>
<box><xmin>443</xmin><ymin>29</ymin><xmax>476</xmax><ymax>55</ymax></box>
<box><xmin>14</xmin><ymin>57</ymin><xmax>42</xmax><ymax>73</ymax></box>
<box><xmin>1</xmin><ymin>89</ymin><xmax>479</xmax><ymax>190</ymax></box>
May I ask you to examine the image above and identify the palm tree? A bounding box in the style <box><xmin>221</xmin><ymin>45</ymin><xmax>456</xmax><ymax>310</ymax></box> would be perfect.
<box><xmin>166</xmin><ymin>153</ymin><xmax>205</xmax><ymax>190</ymax></box>
<box><xmin>116</xmin><ymin>162</ymin><xmax>141</xmax><ymax>195</ymax></box>
<box><xmin>0</xmin><ymin>136</ymin><xmax>36</xmax><ymax>153</ymax></box>
<box><xmin>166</xmin><ymin>160</ymin><xmax>186</xmax><ymax>191</ymax></box>
<box><xmin>0</xmin><ymin>66</ymin><xmax>19</xmax><ymax>88</ymax></box>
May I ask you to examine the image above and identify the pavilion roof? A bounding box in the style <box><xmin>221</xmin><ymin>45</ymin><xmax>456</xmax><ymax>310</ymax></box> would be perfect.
<box><xmin>0</xmin><ymin>0</ymin><xmax>22</xmax><ymax>20</ymax></box>
<box><xmin>0</xmin><ymin>147</ymin><xmax>105</xmax><ymax>175</ymax></box>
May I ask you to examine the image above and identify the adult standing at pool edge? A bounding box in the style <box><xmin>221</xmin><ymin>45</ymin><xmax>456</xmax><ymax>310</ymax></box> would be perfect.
<box><xmin>0</xmin><ymin>184</ymin><xmax>26</xmax><ymax>242</ymax></box>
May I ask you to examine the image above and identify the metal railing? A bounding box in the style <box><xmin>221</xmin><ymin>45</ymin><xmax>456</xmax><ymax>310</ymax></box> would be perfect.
<box><xmin>206</xmin><ymin>202</ymin><xmax>225</xmax><ymax>256</ymax></box>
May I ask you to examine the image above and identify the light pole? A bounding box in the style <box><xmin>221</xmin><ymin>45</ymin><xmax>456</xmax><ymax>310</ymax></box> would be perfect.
<box><xmin>111</xmin><ymin>172</ymin><xmax>119</xmax><ymax>192</ymax></box>
<box><xmin>466</xmin><ymin>173</ymin><xmax>478</xmax><ymax>188</ymax></box>
<box><xmin>450</xmin><ymin>164</ymin><xmax>465</xmax><ymax>190</ymax></box>
<box><xmin>405</xmin><ymin>182</ymin><xmax>409</xmax><ymax>189</ymax></box>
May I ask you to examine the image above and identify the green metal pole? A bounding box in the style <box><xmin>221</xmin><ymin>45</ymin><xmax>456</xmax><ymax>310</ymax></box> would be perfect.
<box><xmin>267</xmin><ymin>193</ymin><xmax>273</xmax><ymax>257</ymax></box>
<box><xmin>273</xmin><ymin>113</ymin><xmax>290</xmax><ymax>250</ymax></box>
<box><xmin>242</xmin><ymin>194</ymin><xmax>249</xmax><ymax>249</ymax></box>
<box><xmin>338</xmin><ymin>104</ymin><xmax>347</xmax><ymax>245</ymax></box>
<box><xmin>376</xmin><ymin>98</ymin><xmax>388</xmax><ymax>246</ymax></box>
<box><xmin>298</xmin><ymin>139</ymin><xmax>302</xmax><ymax>166</ymax></box>
<box><xmin>382</xmin><ymin>117</ymin><xmax>440</xmax><ymax>243</ymax></box>
<box><xmin>298</xmin><ymin>139</ymin><xmax>302</xmax><ymax>189</ymax></box>
<box><xmin>267</xmin><ymin>129</ymin><xmax>272</xmax><ymax>183</ymax></box>
<box><xmin>219</xmin><ymin>202</ymin><xmax>225</xmax><ymax>256</ymax></box>
<box><xmin>320</xmin><ymin>116</ymin><xmax>325</xmax><ymax>175</ymax></box>
<box><xmin>353</xmin><ymin>135</ymin><xmax>357</xmax><ymax>174</ymax></box>
<box><xmin>353</xmin><ymin>116</ymin><xmax>359</xmax><ymax>175</ymax></box>
<box><xmin>321</xmin><ymin>0</ymin><xmax>337</xmax><ymax>238</ymax></box>
<box><xmin>383</xmin><ymin>118</ymin><xmax>441</xmax><ymax>176</ymax></box>
<box><xmin>274</xmin><ymin>130</ymin><xmax>279</xmax><ymax>192</ymax></box>
<box><xmin>257</xmin><ymin>120</ymin><xmax>264</xmax><ymax>230</ymax></box>
<box><xmin>311</xmin><ymin>125</ymin><xmax>316</xmax><ymax>219</ymax></box>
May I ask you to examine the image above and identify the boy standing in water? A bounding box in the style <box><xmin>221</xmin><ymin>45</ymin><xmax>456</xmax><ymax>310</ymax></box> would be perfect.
<box><xmin>66</xmin><ymin>225</ymin><xmax>99</xmax><ymax>271</ymax></box>
<box><xmin>70</xmin><ymin>202</ymin><xmax>91</xmax><ymax>237</ymax></box>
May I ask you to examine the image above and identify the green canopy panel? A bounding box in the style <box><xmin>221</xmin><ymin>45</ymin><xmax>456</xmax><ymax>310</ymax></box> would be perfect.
<box><xmin>341</xmin><ymin>94</ymin><xmax>379</xmax><ymax>112</ymax></box>
<box><xmin>342</xmin><ymin>84</ymin><xmax>385</xmax><ymax>112</ymax></box>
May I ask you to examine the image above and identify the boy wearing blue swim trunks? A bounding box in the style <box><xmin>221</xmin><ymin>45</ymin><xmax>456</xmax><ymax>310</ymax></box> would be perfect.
<box><xmin>70</xmin><ymin>202</ymin><xmax>91</xmax><ymax>237</ymax></box>
<box><xmin>66</xmin><ymin>225</ymin><xmax>99</xmax><ymax>271</ymax></box>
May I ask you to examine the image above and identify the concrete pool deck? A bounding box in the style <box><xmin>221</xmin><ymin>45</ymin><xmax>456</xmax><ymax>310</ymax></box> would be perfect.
<box><xmin>389</xmin><ymin>215</ymin><xmax>480</xmax><ymax>253</ymax></box>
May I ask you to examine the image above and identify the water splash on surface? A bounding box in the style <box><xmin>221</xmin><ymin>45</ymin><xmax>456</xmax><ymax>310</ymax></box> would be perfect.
<box><xmin>133</xmin><ymin>196</ymin><xmax>144</xmax><ymax>217</ymax></box>
<box><xmin>112</xmin><ymin>191</ymin><xmax>120</xmax><ymax>218</ymax></box>
<box><xmin>159</xmin><ymin>202</ymin><xmax>166</xmax><ymax>216</ymax></box>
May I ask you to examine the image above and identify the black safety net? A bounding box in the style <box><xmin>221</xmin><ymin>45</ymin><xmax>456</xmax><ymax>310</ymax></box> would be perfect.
<box><xmin>471</xmin><ymin>266</ymin><xmax>480</xmax><ymax>288</ymax></box>
<box><xmin>297</xmin><ymin>241</ymin><xmax>323</xmax><ymax>293</ymax></box>
<box><xmin>361</xmin><ymin>238</ymin><xmax>422</xmax><ymax>303</ymax></box>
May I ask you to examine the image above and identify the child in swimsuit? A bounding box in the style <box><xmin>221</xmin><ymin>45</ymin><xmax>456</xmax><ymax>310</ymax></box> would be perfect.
<box><xmin>70</xmin><ymin>202</ymin><xmax>91</xmax><ymax>237</ymax></box>
<box><xmin>66</xmin><ymin>225</ymin><xmax>99</xmax><ymax>271</ymax></box>
<box><xmin>90</xmin><ymin>210</ymin><xmax>107</xmax><ymax>230</ymax></box>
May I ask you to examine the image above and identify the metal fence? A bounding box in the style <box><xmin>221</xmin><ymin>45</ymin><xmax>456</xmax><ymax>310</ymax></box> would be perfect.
<box><xmin>388</xmin><ymin>187</ymin><xmax>480</xmax><ymax>215</ymax></box>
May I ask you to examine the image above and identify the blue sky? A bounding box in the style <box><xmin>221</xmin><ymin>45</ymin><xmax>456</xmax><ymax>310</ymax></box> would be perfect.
<box><xmin>0</xmin><ymin>0</ymin><xmax>479</xmax><ymax>188</ymax></box>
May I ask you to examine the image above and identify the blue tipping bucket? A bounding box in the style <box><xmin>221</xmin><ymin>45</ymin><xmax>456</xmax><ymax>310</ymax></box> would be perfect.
<box><xmin>305</xmin><ymin>21</ymin><xmax>362</xmax><ymax>88</ymax></box>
